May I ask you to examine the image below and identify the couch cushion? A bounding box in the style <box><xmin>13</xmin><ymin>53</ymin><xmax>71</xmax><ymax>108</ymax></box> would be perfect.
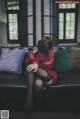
<box><xmin>69</xmin><ymin>47</ymin><xmax>80</xmax><ymax>71</ymax></box>
<box><xmin>0</xmin><ymin>48</ymin><xmax>26</xmax><ymax>73</ymax></box>
<box><xmin>0</xmin><ymin>72</ymin><xmax>27</xmax><ymax>88</ymax></box>
<box><xmin>53</xmin><ymin>48</ymin><xmax>70</xmax><ymax>72</ymax></box>
<box><xmin>51</xmin><ymin>71</ymin><xmax>80</xmax><ymax>88</ymax></box>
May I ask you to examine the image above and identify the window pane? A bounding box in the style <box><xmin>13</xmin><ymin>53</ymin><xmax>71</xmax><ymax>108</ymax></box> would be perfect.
<box><xmin>7</xmin><ymin>1</ymin><xmax>19</xmax><ymax>10</ymax></box>
<box><xmin>66</xmin><ymin>31</ymin><xmax>70</xmax><ymax>39</ymax></box>
<box><xmin>59</xmin><ymin>31</ymin><xmax>63</xmax><ymax>39</ymax></box>
<box><xmin>59</xmin><ymin>4</ymin><xmax>67</xmax><ymax>9</ymax></box>
<box><xmin>71</xmin><ymin>22</ymin><xmax>75</xmax><ymax>30</ymax></box>
<box><xmin>66</xmin><ymin>13</ymin><xmax>71</xmax><ymax>21</ymax></box>
<box><xmin>8</xmin><ymin>14</ymin><xmax>18</xmax><ymax>40</ymax></box>
<box><xmin>44</xmin><ymin>0</ymin><xmax>50</xmax><ymax>15</ymax></box>
<box><xmin>28</xmin><ymin>0</ymin><xmax>33</xmax><ymax>15</ymax></box>
<box><xmin>59</xmin><ymin>4</ymin><xmax>76</xmax><ymax>9</ymax></box>
<box><xmin>28</xmin><ymin>35</ymin><xmax>33</xmax><ymax>46</ymax></box>
<box><xmin>66</xmin><ymin>22</ymin><xmax>71</xmax><ymax>30</ymax></box>
<box><xmin>71</xmin><ymin>13</ymin><xmax>75</xmax><ymax>21</ymax></box>
<box><xmin>70</xmin><ymin>31</ymin><xmax>74</xmax><ymax>39</ymax></box>
<box><xmin>28</xmin><ymin>17</ymin><xmax>33</xmax><ymax>34</ymax></box>
<box><xmin>59</xmin><ymin>21</ymin><xmax>64</xmax><ymax>30</ymax></box>
<box><xmin>44</xmin><ymin>17</ymin><xmax>50</xmax><ymax>33</ymax></box>
<box><xmin>66</xmin><ymin>4</ymin><xmax>72</xmax><ymax>8</ymax></box>
<box><xmin>59</xmin><ymin>13</ymin><xmax>64</xmax><ymax>21</ymax></box>
<box><xmin>72</xmin><ymin>4</ymin><xmax>76</xmax><ymax>8</ymax></box>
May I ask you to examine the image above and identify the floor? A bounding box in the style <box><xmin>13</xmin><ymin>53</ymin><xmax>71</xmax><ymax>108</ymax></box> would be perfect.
<box><xmin>9</xmin><ymin>112</ymin><xmax>80</xmax><ymax>119</ymax></box>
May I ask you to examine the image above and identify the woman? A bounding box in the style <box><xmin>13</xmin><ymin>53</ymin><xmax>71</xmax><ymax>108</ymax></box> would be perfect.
<box><xmin>26</xmin><ymin>36</ymin><xmax>57</xmax><ymax>111</ymax></box>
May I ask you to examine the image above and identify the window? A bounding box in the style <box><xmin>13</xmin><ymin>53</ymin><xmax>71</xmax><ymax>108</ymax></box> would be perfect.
<box><xmin>27</xmin><ymin>0</ymin><xmax>36</xmax><ymax>46</ymax></box>
<box><xmin>8</xmin><ymin>14</ymin><xmax>18</xmax><ymax>40</ymax></box>
<box><xmin>7</xmin><ymin>0</ymin><xmax>19</xmax><ymax>43</ymax></box>
<box><xmin>59</xmin><ymin>4</ymin><xmax>78</xmax><ymax>43</ymax></box>
<box><xmin>41</xmin><ymin>0</ymin><xmax>59</xmax><ymax>45</ymax></box>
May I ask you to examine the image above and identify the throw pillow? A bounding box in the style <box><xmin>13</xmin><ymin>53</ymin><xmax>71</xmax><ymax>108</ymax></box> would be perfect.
<box><xmin>0</xmin><ymin>48</ymin><xmax>26</xmax><ymax>73</ymax></box>
<box><xmin>69</xmin><ymin>47</ymin><xmax>80</xmax><ymax>71</ymax></box>
<box><xmin>53</xmin><ymin>48</ymin><xmax>70</xmax><ymax>72</ymax></box>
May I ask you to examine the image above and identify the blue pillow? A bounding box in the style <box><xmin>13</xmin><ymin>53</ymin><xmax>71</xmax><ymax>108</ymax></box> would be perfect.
<box><xmin>0</xmin><ymin>48</ymin><xmax>26</xmax><ymax>73</ymax></box>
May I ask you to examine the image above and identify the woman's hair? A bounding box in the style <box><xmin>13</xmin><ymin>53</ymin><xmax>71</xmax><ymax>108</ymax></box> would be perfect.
<box><xmin>41</xmin><ymin>36</ymin><xmax>53</xmax><ymax>50</ymax></box>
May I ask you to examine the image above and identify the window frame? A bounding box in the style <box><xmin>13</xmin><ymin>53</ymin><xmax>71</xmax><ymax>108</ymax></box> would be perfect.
<box><xmin>58</xmin><ymin>4</ymin><xmax>78</xmax><ymax>43</ymax></box>
<box><xmin>7</xmin><ymin>10</ymin><xmax>19</xmax><ymax>44</ymax></box>
<box><xmin>41</xmin><ymin>0</ymin><xmax>59</xmax><ymax>45</ymax></box>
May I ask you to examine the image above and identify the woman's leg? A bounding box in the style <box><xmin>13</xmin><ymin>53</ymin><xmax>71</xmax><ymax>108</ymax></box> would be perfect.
<box><xmin>35</xmin><ymin>78</ymin><xmax>43</xmax><ymax>91</ymax></box>
<box><xmin>26</xmin><ymin>72</ymin><xmax>35</xmax><ymax>109</ymax></box>
<box><xmin>36</xmin><ymin>68</ymin><xmax>52</xmax><ymax>85</ymax></box>
<box><xmin>34</xmin><ymin>78</ymin><xmax>44</xmax><ymax>107</ymax></box>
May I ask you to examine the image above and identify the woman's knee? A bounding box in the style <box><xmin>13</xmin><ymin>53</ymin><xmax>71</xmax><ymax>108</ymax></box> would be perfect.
<box><xmin>35</xmin><ymin>79</ymin><xmax>43</xmax><ymax>91</ymax></box>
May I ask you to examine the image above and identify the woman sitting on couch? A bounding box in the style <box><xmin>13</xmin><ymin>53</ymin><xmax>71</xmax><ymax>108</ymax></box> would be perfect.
<box><xmin>26</xmin><ymin>36</ymin><xmax>57</xmax><ymax>111</ymax></box>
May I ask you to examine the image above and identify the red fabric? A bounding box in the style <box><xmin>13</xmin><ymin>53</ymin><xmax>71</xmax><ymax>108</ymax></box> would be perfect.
<box><xmin>29</xmin><ymin>51</ymin><xmax>57</xmax><ymax>85</ymax></box>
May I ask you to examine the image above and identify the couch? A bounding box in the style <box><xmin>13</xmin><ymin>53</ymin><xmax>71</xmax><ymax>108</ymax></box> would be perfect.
<box><xmin>0</xmin><ymin>47</ymin><xmax>80</xmax><ymax>112</ymax></box>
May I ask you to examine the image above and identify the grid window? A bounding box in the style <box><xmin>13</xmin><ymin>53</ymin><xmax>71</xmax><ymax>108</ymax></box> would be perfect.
<box><xmin>59</xmin><ymin>4</ymin><xmax>76</xmax><ymax>9</ymax></box>
<box><xmin>7</xmin><ymin>0</ymin><xmax>19</xmax><ymax>43</ymax></box>
<box><xmin>7</xmin><ymin>1</ymin><xmax>19</xmax><ymax>10</ymax></box>
<box><xmin>59</xmin><ymin>4</ymin><xmax>77</xmax><ymax>43</ymax></box>
<box><xmin>8</xmin><ymin>14</ymin><xmax>18</xmax><ymax>40</ymax></box>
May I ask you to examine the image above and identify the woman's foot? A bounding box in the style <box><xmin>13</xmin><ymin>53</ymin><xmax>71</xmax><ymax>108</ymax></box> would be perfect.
<box><xmin>25</xmin><ymin>100</ymin><xmax>34</xmax><ymax>113</ymax></box>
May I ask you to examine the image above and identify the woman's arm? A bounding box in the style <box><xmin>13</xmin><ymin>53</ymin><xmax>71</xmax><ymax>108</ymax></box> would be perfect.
<box><xmin>43</xmin><ymin>51</ymin><xmax>54</xmax><ymax>68</ymax></box>
<box><xmin>29</xmin><ymin>51</ymin><xmax>40</xmax><ymax>64</ymax></box>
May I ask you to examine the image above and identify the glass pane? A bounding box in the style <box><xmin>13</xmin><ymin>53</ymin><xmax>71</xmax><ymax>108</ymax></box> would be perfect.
<box><xmin>28</xmin><ymin>35</ymin><xmax>33</xmax><ymax>46</ymax></box>
<box><xmin>59</xmin><ymin>31</ymin><xmax>63</xmax><ymax>39</ymax></box>
<box><xmin>72</xmin><ymin>4</ymin><xmax>76</xmax><ymax>8</ymax></box>
<box><xmin>59</xmin><ymin>21</ymin><xmax>64</xmax><ymax>30</ymax></box>
<box><xmin>71</xmin><ymin>22</ymin><xmax>75</xmax><ymax>30</ymax></box>
<box><xmin>66</xmin><ymin>31</ymin><xmax>70</xmax><ymax>39</ymax></box>
<box><xmin>59</xmin><ymin>4</ymin><xmax>67</xmax><ymax>9</ymax></box>
<box><xmin>44</xmin><ymin>0</ymin><xmax>50</xmax><ymax>15</ymax></box>
<box><xmin>66</xmin><ymin>22</ymin><xmax>71</xmax><ymax>30</ymax></box>
<box><xmin>28</xmin><ymin>17</ymin><xmax>33</xmax><ymax>34</ymax></box>
<box><xmin>70</xmin><ymin>31</ymin><xmax>74</xmax><ymax>39</ymax></box>
<box><xmin>8</xmin><ymin>14</ymin><xmax>18</xmax><ymax>40</ymax></box>
<box><xmin>44</xmin><ymin>17</ymin><xmax>50</xmax><ymax>33</ymax></box>
<box><xmin>28</xmin><ymin>0</ymin><xmax>33</xmax><ymax>15</ymax></box>
<box><xmin>71</xmin><ymin>13</ymin><xmax>75</xmax><ymax>21</ymax></box>
<box><xmin>9</xmin><ymin>14</ymin><xmax>13</xmax><ymax>22</ymax></box>
<box><xmin>13</xmin><ymin>15</ymin><xmax>17</xmax><ymax>22</ymax></box>
<box><xmin>66</xmin><ymin>4</ymin><xmax>72</xmax><ymax>8</ymax></box>
<box><xmin>7</xmin><ymin>1</ymin><xmax>19</xmax><ymax>10</ymax></box>
<box><xmin>10</xmin><ymin>33</ymin><xmax>14</xmax><ymax>40</ymax></box>
<box><xmin>9</xmin><ymin>23</ymin><xmax>14</xmax><ymax>32</ymax></box>
<box><xmin>59</xmin><ymin>4</ymin><xmax>76</xmax><ymax>9</ymax></box>
<box><xmin>13</xmin><ymin>34</ymin><xmax>18</xmax><ymax>40</ymax></box>
<box><xmin>66</xmin><ymin>13</ymin><xmax>71</xmax><ymax>21</ymax></box>
<box><xmin>59</xmin><ymin>13</ymin><xmax>64</xmax><ymax>21</ymax></box>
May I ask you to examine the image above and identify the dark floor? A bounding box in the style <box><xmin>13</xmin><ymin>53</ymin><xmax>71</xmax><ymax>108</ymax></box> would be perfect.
<box><xmin>9</xmin><ymin>112</ymin><xmax>80</xmax><ymax>119</ymax></box>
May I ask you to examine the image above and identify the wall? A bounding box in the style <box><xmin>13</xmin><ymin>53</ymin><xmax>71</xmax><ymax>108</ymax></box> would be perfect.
<box><xmin>0</xmin><ymin>22</ymin><xmax>7</xmax><ymax>44</ymax></box>
<box><xmin>0</xmin><ymin>0</ymin><xmax>7</xmax><ymax>44</ymax></box>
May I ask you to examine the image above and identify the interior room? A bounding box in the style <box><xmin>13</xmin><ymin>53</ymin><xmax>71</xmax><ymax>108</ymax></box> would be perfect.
<box><xmin>0</xmin><ymin>0</ymin><xmax>80</xmax><ymax>47</ymax></box>
<box><xmin>0</xmin><ymin>0</ymin><xmax>80</xmax><ymax>119</ymax></box>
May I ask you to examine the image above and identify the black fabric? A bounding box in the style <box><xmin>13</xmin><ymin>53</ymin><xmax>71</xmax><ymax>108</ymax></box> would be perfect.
<box><xmin>37</xmin><ymin>40</ymin><xmax>49</xmax><ymax>56</ymax></box>
<box><xmin>57</xmin><ymin>71</ymin><xmax>80</xmax><ymax>86</ymax></box>
<box><xmin>0</xmin><ymin>72</ymin><xmax>27</xmax><ymax>88</ymax></box>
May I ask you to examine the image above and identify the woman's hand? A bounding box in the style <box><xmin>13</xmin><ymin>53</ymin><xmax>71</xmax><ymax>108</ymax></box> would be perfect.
<box><xmin>26</xmin><ymin>64</ymin><xmax>38</xmax><ymax>72</ymax></box>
